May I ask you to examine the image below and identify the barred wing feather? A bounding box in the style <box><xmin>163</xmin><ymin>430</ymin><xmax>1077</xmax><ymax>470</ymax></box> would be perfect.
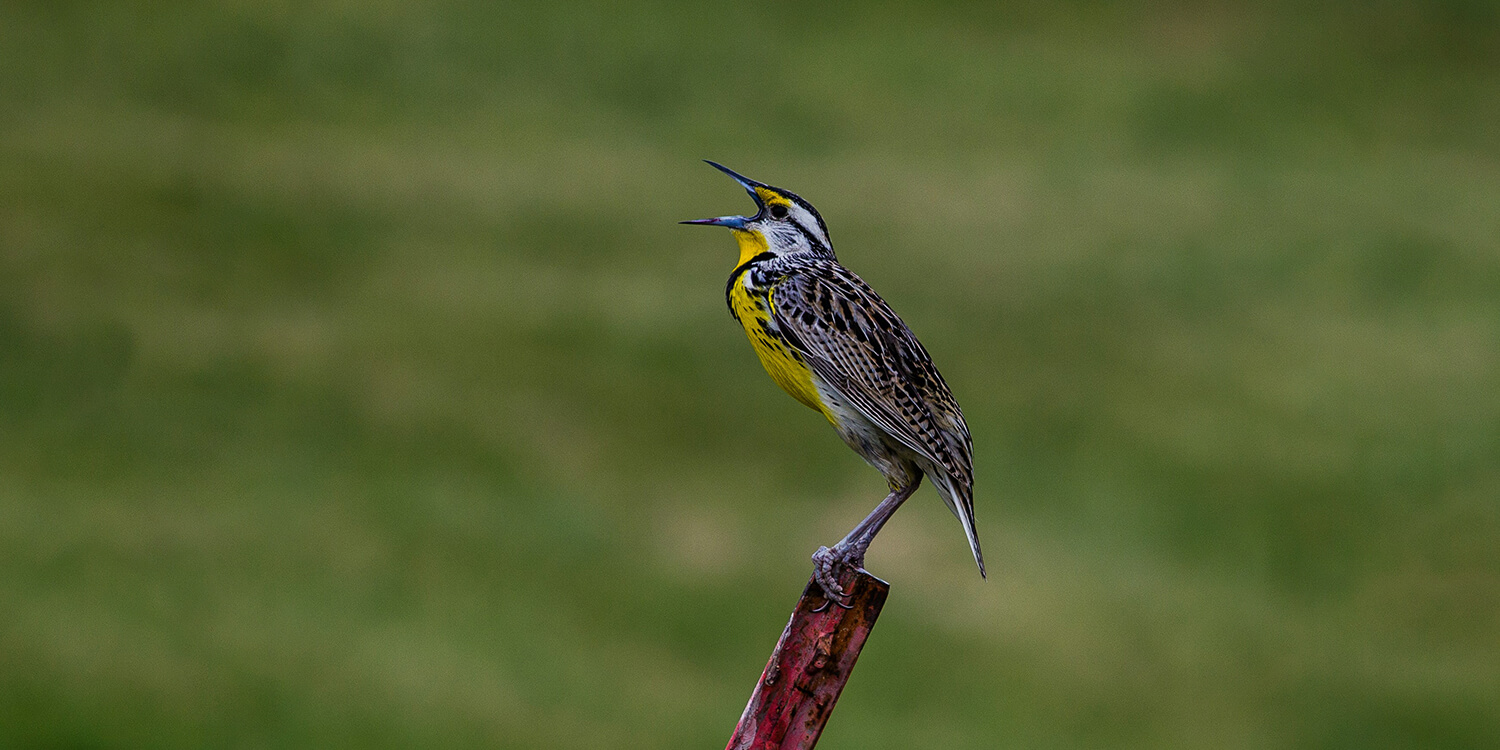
<box><xmin>768</xmin><ymin>268</ymin><xmax>974</xmax><ymax>491</ymax></box>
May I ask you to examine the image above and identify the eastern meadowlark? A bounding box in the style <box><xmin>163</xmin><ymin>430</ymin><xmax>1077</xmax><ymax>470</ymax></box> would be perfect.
<box><xmin>683</xmin><ymin>161</ymin><xmax>983</xmax><ymax>603</ymax></box>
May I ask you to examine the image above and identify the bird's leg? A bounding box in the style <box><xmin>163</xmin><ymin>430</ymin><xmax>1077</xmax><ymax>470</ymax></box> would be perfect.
<box><xmin>812</xmin><ymin>479</ymin><xmax>921</xmax><ymax>608</ymax></box>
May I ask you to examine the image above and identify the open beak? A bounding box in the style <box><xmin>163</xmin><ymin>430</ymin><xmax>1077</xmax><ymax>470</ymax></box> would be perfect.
<box><xmin>679</xmin><ymin>161</ymin><xmax>768</xmax><ymax>228</ymax></box>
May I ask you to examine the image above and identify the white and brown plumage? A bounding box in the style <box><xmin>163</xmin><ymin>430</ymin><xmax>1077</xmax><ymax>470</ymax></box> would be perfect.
<box><xmin>683</xmin><ymin>161</ymin><xmax>983</xmax><ymax>602</ymax></box>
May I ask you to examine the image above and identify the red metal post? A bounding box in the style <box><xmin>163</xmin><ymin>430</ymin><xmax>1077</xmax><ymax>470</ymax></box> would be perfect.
<box><xmin>725</xmin><ymin>569</ymin><xmax>889</xmax><ymax>750</ymax></box>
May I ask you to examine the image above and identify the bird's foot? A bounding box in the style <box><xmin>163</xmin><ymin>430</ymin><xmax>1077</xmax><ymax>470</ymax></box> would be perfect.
<box><xmin>810</xmin><ymin>544</ymin><xmax>863</xmax><ymax>612</ymax></box>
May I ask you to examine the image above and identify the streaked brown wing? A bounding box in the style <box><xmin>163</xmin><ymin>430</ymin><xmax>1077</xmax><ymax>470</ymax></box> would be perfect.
<box><xmin>769</xmin><ymin>265</ymin><xmax>973</xmax><ymax>488</ymax></box>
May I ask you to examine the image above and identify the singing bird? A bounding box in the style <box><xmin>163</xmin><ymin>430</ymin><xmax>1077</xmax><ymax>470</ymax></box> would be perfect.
<box><xmin>683</xmin><ymin>161</ymin><xmax>983</xmax><ymax>603</ymax></box>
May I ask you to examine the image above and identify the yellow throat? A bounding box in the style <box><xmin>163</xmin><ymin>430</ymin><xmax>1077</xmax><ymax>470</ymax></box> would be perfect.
<box><xmin>726</xmin><ymin>228</ymin><xmax>832</xmax><ymax>421</ymax></box>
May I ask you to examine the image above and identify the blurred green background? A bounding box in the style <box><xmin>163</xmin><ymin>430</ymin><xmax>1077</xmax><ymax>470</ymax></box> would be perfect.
<box><xmin>3</xmin><ymin>1</ymin><xmax>1498</xmax><ymax>747</ymax></box>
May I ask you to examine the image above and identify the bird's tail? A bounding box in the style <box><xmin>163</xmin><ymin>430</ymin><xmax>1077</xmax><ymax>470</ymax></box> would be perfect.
<box><xmin>933</xmin><ymin>474</ymin><xmax>985</xmax><ymax>578</ymax></box>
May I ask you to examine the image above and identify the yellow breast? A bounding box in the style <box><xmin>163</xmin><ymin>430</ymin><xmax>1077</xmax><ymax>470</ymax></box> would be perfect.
<box><xmin>728</xmin><ymin>278</ymin><xmax>831</xmax><ymax>421</ymax></box>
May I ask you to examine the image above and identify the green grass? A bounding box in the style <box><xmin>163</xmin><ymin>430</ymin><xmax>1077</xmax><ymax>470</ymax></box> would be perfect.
<box><xmin>2</xmin><ymin>1</ymin><xmax>1498</xmax><ymax>747</ymax></box>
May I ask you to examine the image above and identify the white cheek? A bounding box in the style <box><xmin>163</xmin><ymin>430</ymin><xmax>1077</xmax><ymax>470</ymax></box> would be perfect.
<box><xmin>776</xmin><ymin>225</ymin><xmax>807</xmax><ymax>251</ymax></box>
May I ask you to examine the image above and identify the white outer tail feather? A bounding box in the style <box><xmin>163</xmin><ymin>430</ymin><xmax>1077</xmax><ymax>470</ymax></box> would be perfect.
<box><xmin>929</xmin><ymin>471</ymin><xmax>985</xmax><ymax>578</ymax></box>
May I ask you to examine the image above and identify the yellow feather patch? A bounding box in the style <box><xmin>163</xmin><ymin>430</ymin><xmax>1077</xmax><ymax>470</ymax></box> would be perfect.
<box><xmin>728</xmin><ymin>280</ymin><xmax>834</xmax><ymax>423</ymax></box>
<box><xmin>755</xmin><ymin>187</ymin><xmax>792</xmax><ymax>211</ymax></box>
<box><xmin>728</xmin><ymin>228</ymin><xmax>768</xmax><ymax>267</ymax></box>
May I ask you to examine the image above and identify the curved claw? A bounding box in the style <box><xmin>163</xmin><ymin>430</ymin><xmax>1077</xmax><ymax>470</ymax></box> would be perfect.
<box><xmin>810</xmin><ymin>596</ymin><xmax>855</xmax><ymax>613</ymax></box>
<box><xmin>810</xmin><ymin>545</ymin><xmax>859</xmax><ymax>611</ymax></box>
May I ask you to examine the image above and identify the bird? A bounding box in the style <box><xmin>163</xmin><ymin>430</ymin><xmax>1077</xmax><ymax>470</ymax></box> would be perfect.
<box><xmin>682</xmin><ymin>161</ymin><xmax>983</xmax><ymax>604</ymax></box>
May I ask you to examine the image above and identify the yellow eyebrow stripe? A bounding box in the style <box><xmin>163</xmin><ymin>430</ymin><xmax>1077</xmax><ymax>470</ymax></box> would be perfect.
<box><xmin>755</xmin><ymin>187</ymin><xmax>792</xmax><ymax>208</ymax></box>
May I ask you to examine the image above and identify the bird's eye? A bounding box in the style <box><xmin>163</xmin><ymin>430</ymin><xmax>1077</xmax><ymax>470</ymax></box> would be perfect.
<box><xmin>769</xmin><ymin>204</ymin><xmax>790</xmax><ymax>220</ymax></box>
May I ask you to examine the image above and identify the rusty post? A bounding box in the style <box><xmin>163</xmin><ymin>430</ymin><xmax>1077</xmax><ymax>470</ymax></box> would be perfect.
<box><xmin>725</xmin><ymin>569</ymin><xmax>889</xmax><ymax>750</ymax></box>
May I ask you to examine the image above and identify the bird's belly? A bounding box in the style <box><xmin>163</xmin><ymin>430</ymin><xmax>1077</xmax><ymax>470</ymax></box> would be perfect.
<box><xmin>812</xmin><ymin>379</ymin><xmax>923</xmax><ymax>487</ymax></box>
<box><xmin>729</xmin><ymin>283</ymin><xmax>920</xmax><ymax>487</ymax></box>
